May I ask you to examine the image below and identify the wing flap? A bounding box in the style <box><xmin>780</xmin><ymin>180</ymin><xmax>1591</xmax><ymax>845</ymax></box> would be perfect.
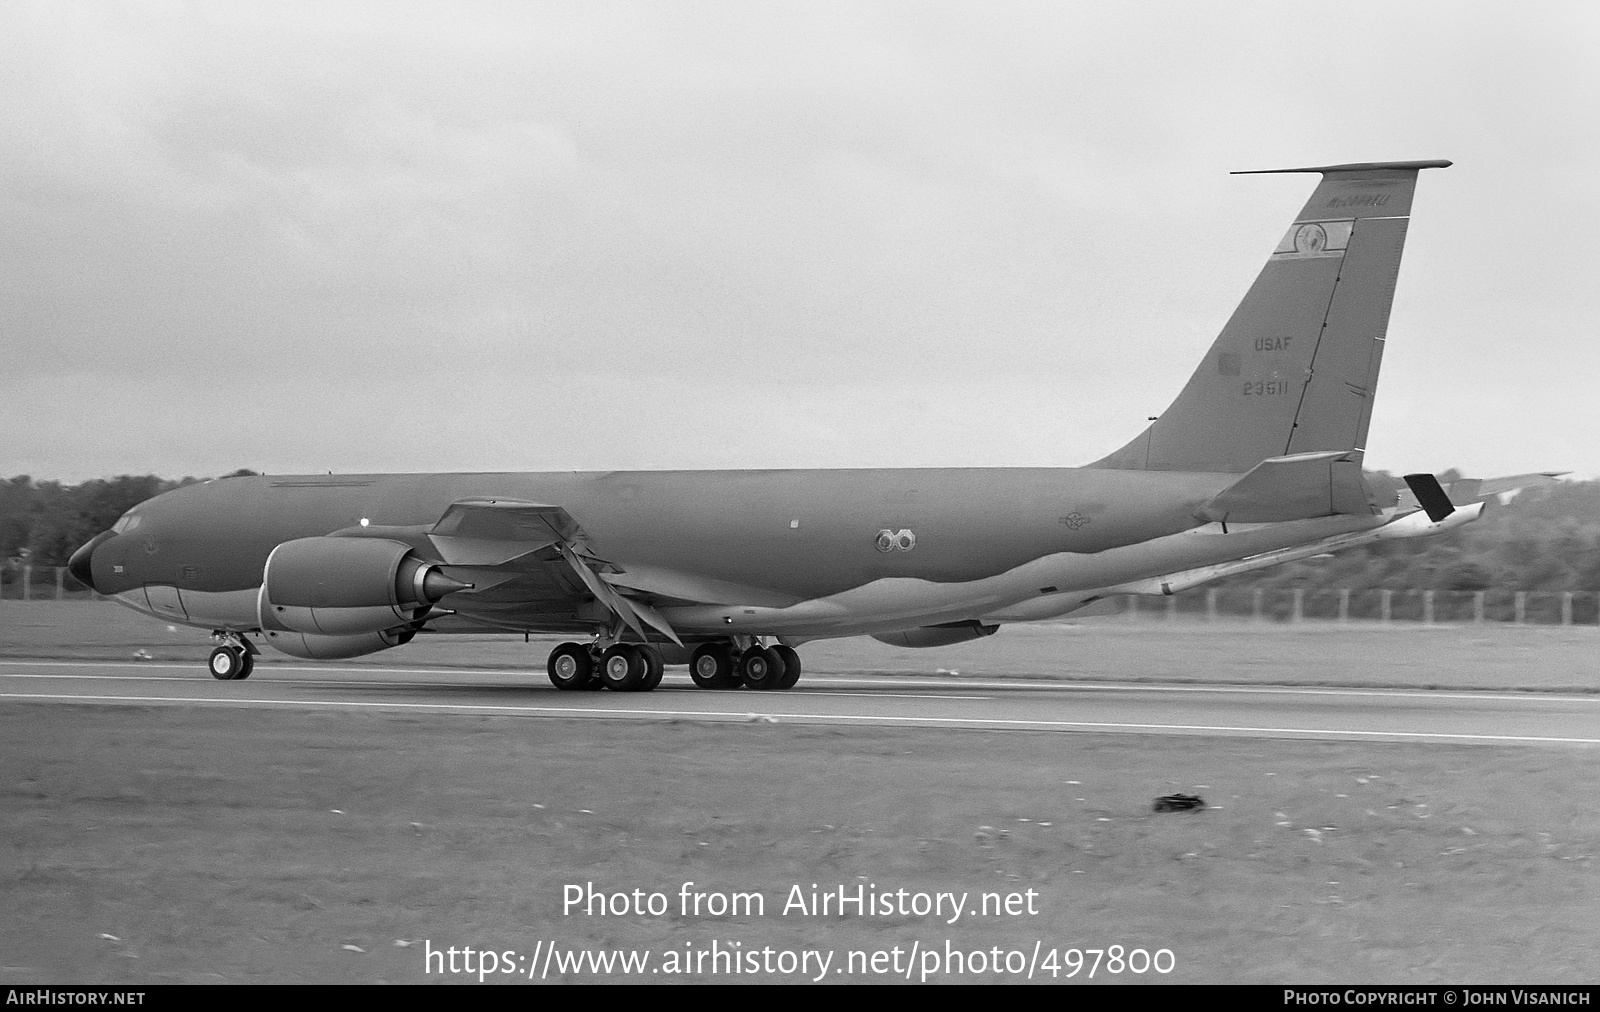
<box><xmin>558</xmin><ymin>545</ymin><xmax>682</xmax><ymax>645</ymax></box>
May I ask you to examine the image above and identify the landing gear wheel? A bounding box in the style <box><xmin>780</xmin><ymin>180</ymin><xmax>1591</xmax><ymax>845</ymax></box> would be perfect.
<box><xmin>771</xmin><ymin>644</ymin><xmax>801</xmax><ymax>689</ymax></box>
<box><xmin>234</xmin><ymin>649</ymin><xmax>254</xmax><ymax>681</ymax></box>
<box><xmin>547</xmin><ymin>642</ymin><xmax>597</xmax><ymax>691</ymax></box>
<box><xmin>208</xmin><ymin>646</ymin><xmax>245</xmax><ymax>681</ymax></box>
<box><xmin>740</xmin><ymin>646</ymin><xmax>785</xmax><ymax>690</ymax></box>
<box><xmin>636</xmin><ymin>646</ymin><xmax>665</xmax><ymax>691</ymax></box>
<box><xmin>689</xmin><ymin>642</ymin><xmax>736</xmax><ymax>689</ymax></box>
<box><xmin>600</xmin><ymin>645</ymin><xmax>646</xmax><ymax>691</ymax></box>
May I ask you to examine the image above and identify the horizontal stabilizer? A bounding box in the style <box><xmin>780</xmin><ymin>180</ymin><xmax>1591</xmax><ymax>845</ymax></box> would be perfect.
<box><xmin>1443</xmin><ymin>471</ymin><xmax>1568</xmax><ymax>505</ymax></box>
<box><xmin>1198</xmin><ymin>450</ymin><xmax>1375</xmax><ymax>523</ymax></box>
<box><xmin>1232</xmin><ymin>159</ymin><xmax>1453</xmax><ymax>175</ymax></box>
<box><xmin>1394</xmin><ymin>471</ymin><xmax>1568</xmax><ymax>516</ymax></box>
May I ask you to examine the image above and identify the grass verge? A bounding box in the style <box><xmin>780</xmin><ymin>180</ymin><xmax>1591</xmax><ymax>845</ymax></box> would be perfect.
<box><xmin>1</xmin><ymin>704</ymin><xmax>1595</xmax><ymax>983</ymax></box>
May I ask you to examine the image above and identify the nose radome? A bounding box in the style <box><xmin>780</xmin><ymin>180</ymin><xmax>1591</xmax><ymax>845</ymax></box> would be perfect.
<box><xmin>68</xmin><ymin>531</ymin><xmax>112</xmax><ymax>592</ymax></box>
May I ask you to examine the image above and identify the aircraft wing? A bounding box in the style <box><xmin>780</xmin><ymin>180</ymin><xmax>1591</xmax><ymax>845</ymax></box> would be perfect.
<box><xmin>600</xmin><ymin>564</ymin><xmax>802</xmax><ymax>609</ymax></box>
<box><xmin>423</xmin><ymin>498</ymin><xmax>690</xmax><ymax>644</ymax></box>
<box><xmin>428</xmin><ymin>498</ymin><xmax>582</xmax><ymax>565</ymax></box>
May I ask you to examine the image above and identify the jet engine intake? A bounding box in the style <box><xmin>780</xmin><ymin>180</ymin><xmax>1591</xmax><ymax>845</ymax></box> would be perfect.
<box><xmin>259</xmin><ymin>536</ymin><xmax>469</xmax><ymax>637</ymax></box>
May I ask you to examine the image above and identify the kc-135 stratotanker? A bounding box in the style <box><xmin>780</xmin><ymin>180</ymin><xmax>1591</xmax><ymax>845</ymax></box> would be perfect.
<box><xmin>69</xmin><ymin>160</ymin><xmax>1559</xmax><ymax>688</ymax></box>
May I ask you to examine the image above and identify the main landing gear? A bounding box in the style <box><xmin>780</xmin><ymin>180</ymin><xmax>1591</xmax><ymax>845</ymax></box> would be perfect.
<box><xmin>688</xmin><ymin>640</ymin><xmax>801</xmax><ymax>691</ymax></box>
<box><xmin>207</xmin><ymin>633</ymin><xmax>256</xmax><ymax>680</ymax></box>
<box><xmin>545</xmin><ymin>638</ymin><xmax>801</xmax><ymax>692</ymax></box>
<box><xmin>547</xmin><ymin>642</ymin><xmax>664</xmax><ymax>692</ymax></box>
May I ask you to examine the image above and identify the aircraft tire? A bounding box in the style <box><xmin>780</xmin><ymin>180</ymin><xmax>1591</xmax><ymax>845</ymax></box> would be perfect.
<box><xmin>547</xmin><ymin>642</ymin><xmax>597</xmax><ymax>690</ymax></box>
<box><xmin>600</xmin><ymin>644</ymin><xmax>646</xmax><ymax>691</ymax></box>
<box><xmin>234</xmin><ymin>649</ymin><xmax>254</xmax><ymax>680</ymax></box>
<box><xmin>689</xmin><ymin>642</ymin><xmax>736</xmax><ymax>689</ymax></box>
<box><xmin>740</xmin><ymin>647</ymin><xmax>784</xmax><ymax>690</ymax></box>
<box><xmin>771</xmin><ymin>645</ymin><xmax>801</xmax><ymax>689</ymax></box>
<box><xmin>636</xmin><ymin>646</ymin><xmax>665</xmax><ymax>691</ymax></box>
<box><xmin>208</xmin><ymin>646</ymin><xmax>244</xmax><ymax>680</ymax></box>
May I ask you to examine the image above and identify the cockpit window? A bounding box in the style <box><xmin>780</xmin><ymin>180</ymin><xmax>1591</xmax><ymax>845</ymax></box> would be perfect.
<box><xmin>111</xmin><ymin>513</ymin><xmax>142</xmax><ymax>534</ymax></box>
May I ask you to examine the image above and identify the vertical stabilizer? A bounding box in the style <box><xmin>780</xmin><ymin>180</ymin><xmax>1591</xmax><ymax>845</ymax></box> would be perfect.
<box><xmin>1089</xmin><ymin>160</ymin><xmax>1450</xmax><ymax>492</ymax></box>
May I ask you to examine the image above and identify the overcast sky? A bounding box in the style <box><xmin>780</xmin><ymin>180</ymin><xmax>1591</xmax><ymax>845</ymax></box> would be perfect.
<box><xmin>3</xmin><ymin>1</ymin><xmax>1597</xmax><ymax>482</ymax></box>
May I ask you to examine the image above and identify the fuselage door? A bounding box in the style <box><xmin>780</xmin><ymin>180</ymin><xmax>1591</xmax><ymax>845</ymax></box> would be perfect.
<box><xmin>143</xmin><ymin>584</ymin><xmax>188</xmax><ymax>621</ymax></box>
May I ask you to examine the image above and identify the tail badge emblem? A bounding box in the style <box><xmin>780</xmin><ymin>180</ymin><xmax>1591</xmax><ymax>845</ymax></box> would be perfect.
<box><xmin>1293</xmin><ymin>223</ymin><xmax>1328</xmax><ymax>254</ymax></box>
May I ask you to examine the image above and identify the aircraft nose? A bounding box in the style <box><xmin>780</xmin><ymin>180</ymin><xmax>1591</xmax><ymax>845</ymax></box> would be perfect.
<box><xmin>68</xmin><ymin>531</ymin><xmax>112</xmax><ymax>592</ymax></box>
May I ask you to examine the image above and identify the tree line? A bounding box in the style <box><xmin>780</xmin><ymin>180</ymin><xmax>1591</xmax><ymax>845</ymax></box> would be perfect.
<box><xmin>1</xmin><ymin>471</ymin><xmax>255</xmax><ymax>570</ymax></box>
<box><xmin>3</xmin><ymin>470</ymin><xmax>1598</xmax><ymax>591</ymax></box>
<box><xmin>1211</xmin><ymin>471</ymin><xmax>1600</xmax><ymax>594</ymax></box>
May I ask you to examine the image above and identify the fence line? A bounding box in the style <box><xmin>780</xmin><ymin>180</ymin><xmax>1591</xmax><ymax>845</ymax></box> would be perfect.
<box><xmin>1123</xmin><ymin>587</ymin><xmax>1599</xmax><ymax>626</ymax></box>
<box><xmin>1</xmin><ymin>564</ymin><xmax>100</xmax><ymax>601</ymax></box>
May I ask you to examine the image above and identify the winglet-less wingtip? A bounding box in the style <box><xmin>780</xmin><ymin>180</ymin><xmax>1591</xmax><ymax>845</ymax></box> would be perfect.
<box><xmin>1233</xmin><ymin>159</ymin><xmax>1452</xmax><ymax>175</ymax></box>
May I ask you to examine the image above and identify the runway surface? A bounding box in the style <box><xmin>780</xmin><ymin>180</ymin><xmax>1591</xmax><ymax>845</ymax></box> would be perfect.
<box><xmin>2</xmin><ymin>658</ymin><xmax>1597</xmax><ymax>745</ymax></box>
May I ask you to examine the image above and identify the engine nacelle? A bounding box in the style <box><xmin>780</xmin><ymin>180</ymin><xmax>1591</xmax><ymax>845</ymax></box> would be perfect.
<box><xmin>259</xmin><ymin>537</ymin><xmax>469</xmax><ymax>637</ymax></box>
<box><xmin>260</xmin><ymin>624</ymin><xmax>416</xmax><ymax>660</ymax></box>
<box><xmin>871</xmin><ymin>621</ymin><xmax>999</xmax><ymax>649</ymax></box>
